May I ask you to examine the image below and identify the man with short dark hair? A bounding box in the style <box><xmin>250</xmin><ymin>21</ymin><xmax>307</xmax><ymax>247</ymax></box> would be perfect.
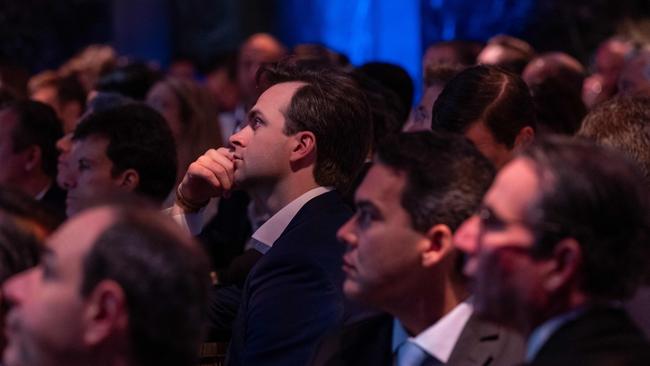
<box><xmin>176</xmin><ymin>58</ymin><xmax>373</xmax><ymax>365</ymax></box>
<box><xmin>64</xmin><ymin>104</ymin><xmax>177</xmax><ymax>216</ymax></box>
<box><xmin>432</xmin><ymin>65</ymin><xmax>536</xmax><ymax>168</ymax></box>
<box><xmin>2</xmin><ymin>204</ymin><xmax>210</xmax><ymax>366</ymax></box>
<box><xmin>455</xmin><ymin>136</ymin><xmax>650</xmax><ymax>365</ymax></box>
<box><xmin>0</xmin><ymin>101</ymin><xmax>65</xmax><ymax>217</ymax></box>
<box><xmin>311</xmin><ymin>131</ymin><xmax>523</xmax><ymax>365</ymax></box>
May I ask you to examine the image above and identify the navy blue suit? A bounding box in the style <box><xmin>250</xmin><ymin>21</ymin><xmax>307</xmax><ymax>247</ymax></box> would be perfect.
<box><xmin>226</xmin><ymin>190</ymin><xmax>353</xmax><ymax>366</ymax></box>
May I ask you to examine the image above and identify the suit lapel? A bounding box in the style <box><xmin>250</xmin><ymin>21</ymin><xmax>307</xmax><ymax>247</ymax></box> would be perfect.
<box><xmin>447</xmin><ymin>314</ymin><xmax>506</xmax><ymax>366</ymax></box>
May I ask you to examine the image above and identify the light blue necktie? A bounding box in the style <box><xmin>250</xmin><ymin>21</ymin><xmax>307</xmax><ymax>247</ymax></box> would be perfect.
<box><xmin>396</xmin><ymin>340</ymin><xmax>438</xmax><ymax>366</ymax></box>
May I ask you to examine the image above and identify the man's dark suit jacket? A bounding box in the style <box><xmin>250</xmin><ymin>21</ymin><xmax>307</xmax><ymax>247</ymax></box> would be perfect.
<box><xmin>530</xmin><ymin>306</ymin><xmax>650</xmax><ymax>366</ymax></box>
<box><xmin>39</xmin><ymin>183</ymin><xmax>66</xmax><ymax>221</ymax></box>
<box><xmin>226</xmin><ymin>190</ymin><xmax>353</xmax><ymax>366</ymax></box>
<box><xmin>310</xmin><ymin>312</ymin><xmax>525</xmax><ymax>366</ymax></box>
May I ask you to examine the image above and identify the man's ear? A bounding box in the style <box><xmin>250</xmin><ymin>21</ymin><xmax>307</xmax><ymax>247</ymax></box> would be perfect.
<box><xmin>24</xmin><ymin>145</ymin><xmax>42</xmax><ymax>172</ymax></box>
<box><xmin>82</xmin><ymin>280</ymin><xmax>128</xmax><ymax>346</ymax></box>
<box><xmin>421</xmin><ymin>224</ymin><xmax>454</xmax><ymax>267</ymax></box>
<box><xmin>116</xmin><ymin>169</ymin><xmax>140</xmax><ymax>192</ymax></box>
<box><xmin>542</xmin><ymin>238</ymin><xmax>582</xmax><ymax>293</ymax></box>
<box><xmin>514</xmin><ymin>126</ymin><xmax>535</xmax><ymax>150</ymax></box>
<box><xmin>289</xmin><ymin>131</ymin><xmax>316</xmax><ymax>163</ymax></box>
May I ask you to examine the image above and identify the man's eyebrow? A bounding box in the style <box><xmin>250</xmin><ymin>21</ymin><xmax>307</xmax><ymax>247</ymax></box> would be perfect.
<box><xmin>248</xmin><ymin>109</ymin><xmax>267</xmax><ymax>121</ymax></box>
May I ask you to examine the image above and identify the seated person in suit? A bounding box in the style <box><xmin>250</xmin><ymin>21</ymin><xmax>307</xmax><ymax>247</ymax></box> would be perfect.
<box><xmin>175</xmin><ymin>58</ymin><xmax>373</xmax><ymax>365</ymax></box>
<box><xmin>0</xmin><ymin>101</ymin><xmax>65</xmax><ymax>218</ymax></box>
<box><xmin>63</xmin><ymin>104</ymin><xmax>177</xmax><ymax>217</ymax></box>
<box><xmin>455</xmin><ymin>136</ymin><xmax>650</xmax><ymax>365</ymax></box>
<box><xmin>312</xmin><ymin>131</ymin><xmax>524</xmax><ymax>366</ymax></box>
<box><xmin>2</xmin><ymin>202</ymin><xmax>210</xmax><ymax>366</ymax></box>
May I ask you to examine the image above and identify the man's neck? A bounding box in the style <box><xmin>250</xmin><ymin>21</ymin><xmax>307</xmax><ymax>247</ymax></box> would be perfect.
<box><xmin>387</xmin><ymin>272</ymin><xmax>468</xmax><ymax>336</ymax></box>
<box><xmin>251</xmin><ymin>173</ymin><xmax>319</xmax><ymax>216</ymax></box>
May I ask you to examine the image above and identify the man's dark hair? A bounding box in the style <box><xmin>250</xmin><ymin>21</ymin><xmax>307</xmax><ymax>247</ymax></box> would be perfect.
<box><xmin>351</xmin><ymin>70</ymin><xmax>404</xmax><ymax>151</ymax></box>
<box><xmin>432</xmin><ymin>65</ymin><xmax>536</xmax><ymax>149</ymax></box>
<box><xmin>357</xmin><ymin>62</ymin><xmax>414</xmax><ymax>122</ymax></box>
<box><xmin>578</xmin><ymin>96</ymin><xmax>650</xmax><ymax>188</ymax></box>
<box><xmin>256</xmin><ymin>58</ymin><xmax>373</xmax><ymax>193</ymax></box>
<box><xmin>3</xmin><ymin>100</ymin><xmax>63</xmax><ymax>178</ymax></box>
<box><xmin>521</xmin><ymin>136</ymin><xmax>650</xmax><ymax>300</ymax></box>
<box><xmin>375</xmin><ymin>131</ymin><xmax>495</xmax><ymax>233</ymax></box>
<box><xmin>72</xmin><ymin>104</ymin><xmax>177</xmax><ymax>204</ymax></box>
<box><xmin>95</xmin><ymin>61</ymin><xmax>162</xmax><ymax>101</ymax></box>
<box><xmin>80</xmin><ymin>206</ymin><xmax>210</xmax><ymax>366</ymax></box>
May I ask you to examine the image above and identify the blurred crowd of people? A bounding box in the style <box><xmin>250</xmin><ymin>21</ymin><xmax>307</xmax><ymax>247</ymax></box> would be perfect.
<box><xmin>0</xmin><ymin>30</ymin><xmax>649</xmax><ymax>366</ymax></box>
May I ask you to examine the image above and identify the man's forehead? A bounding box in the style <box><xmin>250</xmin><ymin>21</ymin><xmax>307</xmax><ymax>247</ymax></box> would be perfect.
<box><xmin>355</xmin><ymin>163</ymin><xmax>405</xmax><ymax>206</ymax></box>
<box><xmin>255</xmin><ymin>82</ymin><xmax>308</xmax><ymax>111</ymax></box>
<box><xmin>485</xmin><ymin>157</ymin><xmax>540</xmax><ymax>216</ymax></box>
<box><xmin>73</xmin><ymin>135</ymin><xmax>109</xmax><ymax>153</ymax></box>
<box><xmin>48</xmin><ymin>207</ymin><xmax>116</xmax><ymax>255</ymax></box>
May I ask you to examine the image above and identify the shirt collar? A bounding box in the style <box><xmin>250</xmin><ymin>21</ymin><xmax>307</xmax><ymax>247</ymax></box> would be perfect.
<box><xmin>525</xmin><ymin>307</ymin><xmax>586</xmax><ymax>362</ymax></box>
<box><xmin>34</xmin><ymin>182</ymin><xmax>52</xmax><ymax>200</ymax></box>
<box><xmin>251</xmin><ymin>186</ymin><xmax>332</xmax><ymax>253</ymax></box>
<box><xmin>392</xmin><ymin>300</ymin><xmax>474</xmax><ymax>363</ymax></box>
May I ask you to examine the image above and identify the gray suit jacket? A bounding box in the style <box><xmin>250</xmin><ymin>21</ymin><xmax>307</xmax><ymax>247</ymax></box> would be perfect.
<box><xmin>310</xmin><ymin>312</ymin><xmax>524</xmax><ymax>366</ymax></box>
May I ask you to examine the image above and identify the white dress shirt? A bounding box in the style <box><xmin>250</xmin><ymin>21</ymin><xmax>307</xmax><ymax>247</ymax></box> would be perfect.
<box><xmin>392</xmin><ymin>300</ymin><xmax>474</xmax><ymax>363</ymax></box>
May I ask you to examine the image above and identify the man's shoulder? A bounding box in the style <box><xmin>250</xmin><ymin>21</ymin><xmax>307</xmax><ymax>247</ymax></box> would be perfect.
<box><xmin>448</xmin><ymin>313</ymin><xmax>525</xmax><ymax>366</ymax></box>
<box><xmin>532</xmin><ymin>306</ymin><xmax>650</xmax><ymax>366</ymax></box>
<box><xmin>310</xmin><ymin>312</ymin><xmax>394</xmax><ymax>366</ymax></box>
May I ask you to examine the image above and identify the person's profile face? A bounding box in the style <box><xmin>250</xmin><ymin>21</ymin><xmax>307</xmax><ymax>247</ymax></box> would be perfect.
<box><xmin>64</xmin><ymin>136</ymin><xmax>123</xmax><ymax>217</ymax></box>
<box><xmin>338</xmin><ymin>163</ymin><xmax>428</xmax><ymax>307</ymax></box>
<box><xmin>2</xmin><ymin>208</ymin><xmax>114</xmax><ymax>366</ymax></box>
<box><xmin>454</xmin><ymin>158</ymin><xmax>548</xmax><ymax>329</ymax></box>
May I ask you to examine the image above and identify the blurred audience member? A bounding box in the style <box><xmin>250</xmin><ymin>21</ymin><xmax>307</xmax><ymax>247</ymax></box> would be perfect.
<box><xmin>0</xmin><ymin>214</ymin><xmax>43</xmax><ymax>355</ymax></box>
<box><xmin>0</xmin><ymin>101</ymin><xmax>65</xmax><ymax>218</ymax></box>
<box><xmin>147</xmin><ymin>77</ymin><xmax>222</xmax><ymax>188</ymax></box>
<box><xmin>358</xmin><ymin>62</ymin><xmax>414</xmax><ymax>123</ymax></box>
<box><xmin>94</xmin><ymin>60</ymin><xmax>162</xmax><ymax>101</ymax></box>
<box><xmin>582</xmin><ymin>37</ymin><xmax>633</xmax><ymax>108</ymax></box>
<box><xmin>477</xmin><ymin>34</ymin><xmax>535</xmax><ymax>74</ymax></box>
<box><xmin>523</xmin><ymin>52</ymin><xmax>585</xmax><ymax>95</ymax></box>
<box><xmin>311</xmin><ymin>131</ymin><xmax>523</xmax><ymax>366</ymax></box>
<box><xmin>351</xmin><ymin>71</ymin><xmax>404</xmax><ymax>155</ymax></box>
<box><xmin>455</xmin><ymin>136</ymin><xmax>650</xmax><ymax>365</ymax></box>
<box><xmin>204</xmin><ymin>52</ymin><xmax>241</xmax><ymax>144</ymax></box>
<box><xmin>432</xmin><ymin>65</ymin><xmax>535</xmax><ymax>168</ymax></box>
<box><xmin>0</xmin><ymin>186</ymin><xmax>63</xmax><ymax>240</ymax></box>
<box><xmin>617</xmin><ymin>47</ymin><xmax>650</xmax><ymax>97</ymax></box>
<box><xmin>64</xmin><ymin>104</ymin><xmax>176</xmax><ymax>217</ymax></box>
<box><xmin>28</xmin><ymin>71</ymin><xmax>86</xmax><ymax>134</ymax></box>
<box><xmin>59</xmin><ymin>44</ymin><xmax>117</xmax><ymax>94</ymax></box>
<box><xmin>422</xmin><ymin>40</ymin><xmax>482</xmax><ymax>70</ymax></box>
<box><xmin>522</xmin><ymin>52</ymin><xmax>587</xmax><ymax>135</ymax></box>
<box><xmin>168</xmin><ymin>58</ymin><xmax>197</xmax><ymax>80</ymax></box>
<box><xmin>2</xmin><ymin>203</ymin><xmax>210</xmax><ymax>366</ymax></box>
<box><xmin>237</xmin><ymin>33</ymin><xmax>287</xmax><ymax>111</ymax></box>
<box><xmin>577</xmin><ymin>95</ymin><xmax>650</xmax><ymax>337</ymax></box>
<box><xmin>404</xmin><ymin>63</ymin><xmax>464</xmax><ymax>131</ymax></box>
<box><xmin>293</xmin><ymin>43</ymin><xmax>350</xmax><ymax>68</ymax></box>
<box><xmin>55</xmin><ymin>92</ymin><xmax>133</xmax><ymax>191</ymax></box>
<box><xmin>578</xmin><ymin>95</ymin><xmax>650</xmax><ymax>187</ymax></box>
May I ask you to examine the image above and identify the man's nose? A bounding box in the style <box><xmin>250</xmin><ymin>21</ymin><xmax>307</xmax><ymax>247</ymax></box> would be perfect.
<box><xmin>337</xmin><ymin>216</ymin><xmax>358</xmax><ymax>247</ymax></box>
<box><xmin>229</xmin><ymin>125</ymin><xmax>250</xmax><ymax>148</ymax></box>
<box><xmin>2</xmin><ymin>269</ymin><xmax>34</xmax><ymax>308</ymax></box>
